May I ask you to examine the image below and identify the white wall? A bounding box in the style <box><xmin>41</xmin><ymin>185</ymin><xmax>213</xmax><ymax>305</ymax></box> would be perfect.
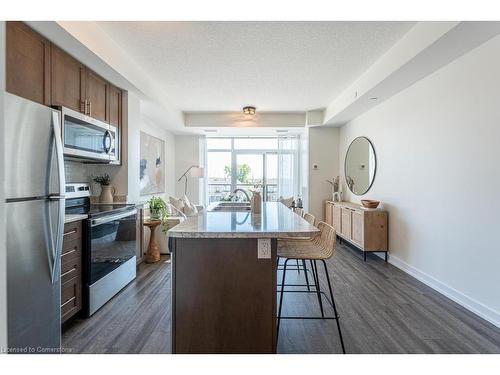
<box><xmin>308</xmin><ymin>127</ymin><xmax>340</xmax><ymax>220</ymax></box>
<box><xmin>174</xmin><ymin>135</ymin><xmax>203</xmax><ymax>204</ymax></box>
<box><xmin>127</xmin><ymin>94</ymin><xmax>177</xmax><ymax>204</ymax></box>
<box><xmin>125</xmin><ymin>93</ymin><xmax>177</xmax><ymax>254</ymax></box>
<box><xmin>338</xmin><ymin>34</ymin><xmax>500</xmax><ymax>327</ymax></box>
<box><xmin>0</xmin><ymin>21</ymin><xmax>7</xmax><ymax>351</ymax></box>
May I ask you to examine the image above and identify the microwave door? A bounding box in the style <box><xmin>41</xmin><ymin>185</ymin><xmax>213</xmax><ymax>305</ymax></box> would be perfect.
<box><xmin>62</xmin><ymin>107</ymin><xmax>111</xmax><ymax>161</ymax></box>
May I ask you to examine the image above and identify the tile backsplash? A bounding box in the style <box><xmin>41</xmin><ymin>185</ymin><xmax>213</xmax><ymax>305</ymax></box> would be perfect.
<box><xmin>65</xmin><ymin>161</ymin><xmax>91</xmax><ymax>184</ymax></box>
<box><xmin>64</xmin><ymin>160</ymin><xmax>122</xmax><ymax>198</ymax></box>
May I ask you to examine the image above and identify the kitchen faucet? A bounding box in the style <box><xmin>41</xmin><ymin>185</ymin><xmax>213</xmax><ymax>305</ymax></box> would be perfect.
<box><xmin>231</xmin><ymin>188</ymin><xmax>251</xmax><ymax>202</ymax></box>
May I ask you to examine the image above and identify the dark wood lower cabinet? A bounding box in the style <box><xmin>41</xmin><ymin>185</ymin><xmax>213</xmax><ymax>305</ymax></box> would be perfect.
<box><xmin>171</xmin><ymin>238</ymin><xmax>277</xmax><ymax>354</ymax></box>
<box><xmin>61</xmin><ymin>221</ymin><xmax>83</xmax><ymax>324</ymax></box>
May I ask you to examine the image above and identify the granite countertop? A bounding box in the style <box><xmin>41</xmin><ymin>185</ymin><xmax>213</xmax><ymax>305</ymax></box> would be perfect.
<box><xmin>168</xmin><ymin>202</ymin><xmax>319</xmax><ymax>239</ymax></box>
<box><xmin>64</xmin><ymin>214</ymin><xmax>88</xmax><ymax>224</ymax></box>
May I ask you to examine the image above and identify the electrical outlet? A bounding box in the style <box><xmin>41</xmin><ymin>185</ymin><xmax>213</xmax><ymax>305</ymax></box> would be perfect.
<box><xmin>258</xmin><ymin>239</ymin><xmax>271</xmax><ymax>259</ymax></box>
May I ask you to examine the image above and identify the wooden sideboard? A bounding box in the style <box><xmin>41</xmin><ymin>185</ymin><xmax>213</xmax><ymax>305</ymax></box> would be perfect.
<box><xmin>324</xmin><ymin>200</ymin><xmax>388</xmax><ymax>261</ymax></box>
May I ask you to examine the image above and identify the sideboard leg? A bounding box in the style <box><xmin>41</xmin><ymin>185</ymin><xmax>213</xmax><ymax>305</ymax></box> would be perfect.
<box><xmin>385</xmin><ymin>252</ymin><xmax>388</xmax><ymax>262</ymax></box>
<box><xmin>363</xmin><ymin>252</ymin><xmax>367</xmax><ymax>261</ymax></box>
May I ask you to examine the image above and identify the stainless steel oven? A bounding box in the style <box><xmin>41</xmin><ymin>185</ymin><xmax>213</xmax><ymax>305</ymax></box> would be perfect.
<box><xmin>61</xmin><ymin>106</ymin><xmax>118</xmax><ymax>162</ymax></box>
<box><xmin>86</xmin><ymin>207</ymin><xmax>138</xmax><ymax>316</ymax></box>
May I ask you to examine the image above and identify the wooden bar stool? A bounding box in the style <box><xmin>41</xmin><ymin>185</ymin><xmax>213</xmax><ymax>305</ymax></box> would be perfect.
<box><xmin>276</xmin><ymin>221</ymin><xmax>346</xmax><ymax>354</ymax></box>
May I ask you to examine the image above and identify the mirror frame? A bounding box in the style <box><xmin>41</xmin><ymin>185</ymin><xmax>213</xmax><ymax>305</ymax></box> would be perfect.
<box><xmin>344</xmin><ymin>136</ymin><xmax>377</xmax><ymax>196</ymax></box>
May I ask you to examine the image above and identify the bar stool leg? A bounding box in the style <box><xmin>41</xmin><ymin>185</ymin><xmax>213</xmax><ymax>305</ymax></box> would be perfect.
<box><xmin>302</xmin><ymin>259</ymin><xmax>310</xmax><ymax>291</ymax></box>
<box><xmin>296</xmin><ymin>259</ymin><xmax>301</xmax><ymax>274</ymax></box>
<box><xmin>276</xmin><ymin>258</ymin><xmax>289</xmax><ymax>343</ymax></box>
<box><xmin>321</xmin><ymin>259</ymin><xmax>346</xmax><ymax>354</ymax></box>
<box><xmin>310</xmin><ymin>259</ymin><xmax>320</xmax><ymax>294</ymax></box>
<box><xmin>312</xmin><ymin>260</ymin><xmax>325</xmax><ymax>318</ymax></box>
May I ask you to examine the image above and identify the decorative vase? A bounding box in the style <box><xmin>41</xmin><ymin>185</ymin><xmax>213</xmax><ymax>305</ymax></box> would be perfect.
<box><xmin>99</xmin><ymin>185</ymin><xmax>115</xmax><ymax>204</ymax></box>
<box><xmin>251</xmin><ymin>190</ymin><xmax>262</xmax><ymax>214</ymax></box>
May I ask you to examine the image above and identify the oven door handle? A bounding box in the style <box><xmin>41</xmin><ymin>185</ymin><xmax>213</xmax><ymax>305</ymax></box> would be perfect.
<box><xmin>90</xmin><ymin>209</ymin><xmax>137</xmax><ymax>227</ymax></box>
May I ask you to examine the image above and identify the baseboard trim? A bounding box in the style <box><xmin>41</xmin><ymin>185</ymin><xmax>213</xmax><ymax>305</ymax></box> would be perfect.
<box><xmin>385</xmin><ymin>254</ymin><xmax>500</xmax><ymax>328</ymax></box>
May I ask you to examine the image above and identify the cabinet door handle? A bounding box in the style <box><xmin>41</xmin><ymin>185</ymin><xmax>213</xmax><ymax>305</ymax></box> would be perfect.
<box><xmin>80</xmin><ymin>100</ymin><xmax>86</xmax><ymax>113</ymax></box>
<box><xmin>86</xmin><ymin>100</ymin><xmax>91</xmax><ymax>116</ymax></box>
<box><xmin>62</xmin><ymin>247</ymin><xmax>77</xmax><ymax>257</ymax></box>
<box><xmin>61</xmin><ymin>267</ymin><xmax>77</xmax><ymax>278</ymax></box>
<box><xmin>63</xmin><ymin>228</ymin><xmax>78</xmax><ymax>237</ymax></box>
<box><xmin>61</xmin><ymin>296</ymin><xmax>76</xmax><ymax>308</ymax></box>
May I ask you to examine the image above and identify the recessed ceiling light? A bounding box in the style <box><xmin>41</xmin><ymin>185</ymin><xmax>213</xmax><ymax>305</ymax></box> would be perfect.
<box><xmin>369</xmin><ymin>97</ymin><xmax>378</xmax><ymax>101</ymax></box>
<box><xmin>204</xmin><ymin>129</ymin><xmax>217</xmax><ymax>133</ymax></box>
<box><xmin>242</xmin><ymin>106</ymin><xmax>256</xmax><ymax>115</ymax></box>
<box><xmin>276</xmin><ymin>129</ymin><xmax>289</xmax><ymax>133</ymax></box>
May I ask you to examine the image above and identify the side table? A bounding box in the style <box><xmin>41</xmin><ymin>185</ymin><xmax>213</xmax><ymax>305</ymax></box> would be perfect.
<box><xmin>144</xmin><ymin>219</ymin><xmax>162</xmax><ymax>263</ymax></box>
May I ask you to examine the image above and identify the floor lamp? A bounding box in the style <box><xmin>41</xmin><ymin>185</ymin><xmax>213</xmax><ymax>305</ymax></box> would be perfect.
<box><xmin>178</xmin><ymin>165</ymin><xmax>205</xmax><ymax>196</ymax></box>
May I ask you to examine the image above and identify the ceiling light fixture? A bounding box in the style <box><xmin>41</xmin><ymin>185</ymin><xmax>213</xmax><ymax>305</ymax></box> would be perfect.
<box><xmin>242</xmin><ymin>106</ymin><xmax>256</xmax><ymax>115</ymax></box>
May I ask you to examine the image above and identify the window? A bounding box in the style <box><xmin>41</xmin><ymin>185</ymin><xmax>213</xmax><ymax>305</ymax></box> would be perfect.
<box><xmin>206</xmin><ymin>138</ymin><xmax>281</xmax><ymax>203</ymax></box>
<box><xmin>207</xmin><ymin>151</ymin><xmax>232</xmax><ymax>203</ymax></box>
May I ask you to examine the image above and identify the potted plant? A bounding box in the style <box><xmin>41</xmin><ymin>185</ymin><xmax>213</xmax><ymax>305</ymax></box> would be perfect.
<box><xmin>147</xmin><ymin>196</ymin><xmax>170</xmax><ymax>232</ymax></box>
<box><xmin>93</xmin><ymin>174</ymin><xmax>115</xmax><ymax>203</ymax></box>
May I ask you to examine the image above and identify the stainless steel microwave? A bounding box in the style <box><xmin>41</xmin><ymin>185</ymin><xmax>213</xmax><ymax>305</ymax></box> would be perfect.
<box><xmin>60</xmin><ymin>106</ymin><xmax>118</xmax><ymax>163</ymax></box>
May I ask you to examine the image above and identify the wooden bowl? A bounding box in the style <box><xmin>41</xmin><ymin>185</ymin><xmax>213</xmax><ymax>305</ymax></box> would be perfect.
<box><xmin>361</xmin><ymin>200</ymin><xmax>380</xmax><ymax>209</ymax></box>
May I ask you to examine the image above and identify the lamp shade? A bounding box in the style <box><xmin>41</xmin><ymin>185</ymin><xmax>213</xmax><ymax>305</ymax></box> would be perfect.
<box><xmin>190</xmin><ymin>166</ymin><xmax>205</xmax><ymax>178</ymax></box>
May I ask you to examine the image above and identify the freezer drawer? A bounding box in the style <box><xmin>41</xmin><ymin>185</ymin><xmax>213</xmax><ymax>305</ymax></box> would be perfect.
<box><xmin>6</xmin><ymin>199</ymin><xmax>62</xmax><ymax>352</ymax></box>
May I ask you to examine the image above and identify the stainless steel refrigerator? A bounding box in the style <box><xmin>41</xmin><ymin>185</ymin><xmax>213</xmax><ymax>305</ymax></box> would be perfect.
<box><xmin>4</xmin><ymin>93</ymin><xmax>65</xmax><ymax>353</ymax></box>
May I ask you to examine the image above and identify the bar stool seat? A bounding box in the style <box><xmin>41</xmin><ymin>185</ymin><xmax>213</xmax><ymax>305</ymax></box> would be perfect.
<box><xmin>277</xmin><ymin>235</ymin><xmax>330</xmax><ymax>260</ymax></box>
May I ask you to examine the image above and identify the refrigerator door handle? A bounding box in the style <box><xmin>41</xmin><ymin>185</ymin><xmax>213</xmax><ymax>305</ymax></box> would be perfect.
<box><xmin>52</xmin><ymin>111</ymin><xmax>66</xmax><ymax>197</ymax></box>
<box><xmin>49</xmin><ymin>111</ymin><xmax>66</xmax><ymax>283</ymax></box>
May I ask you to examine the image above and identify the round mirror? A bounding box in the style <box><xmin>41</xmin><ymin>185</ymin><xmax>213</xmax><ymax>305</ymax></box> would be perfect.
<box><xmin>344</xmin><ymin>137</ymin><xmax>377</xmax><ymax>195</ymax></box>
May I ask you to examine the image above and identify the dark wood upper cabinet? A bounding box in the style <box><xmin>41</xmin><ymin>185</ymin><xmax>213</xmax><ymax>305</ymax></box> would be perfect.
<box><xmin>108</xmin><ymin>85</ymin><xmax>122</xmax><ymax>128</ymax></box>
<box><xmin>51</xmin><ymin>44</ymin><xmax>86</xmax><ymax>113</ymax></box>
<box><xmin>86</xmin><ymin>70</ymin><xmax>109</xmax><ymax>123</ymax></box>
<box><xmin>6</xmin><ymin>22</ymin><xmax>126</xmax><ymax>165</ymax></box>
<box><xmin>6</xmin><ymin>21</ymin><xmax>51</xmax><ymax>105</ymax></box>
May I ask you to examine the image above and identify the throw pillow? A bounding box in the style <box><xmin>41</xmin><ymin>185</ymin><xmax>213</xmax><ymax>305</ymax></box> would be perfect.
<box><xmin>182</xmin><ymin>195</ymin><xmax>199</xmax><ymax>216</ymax></box>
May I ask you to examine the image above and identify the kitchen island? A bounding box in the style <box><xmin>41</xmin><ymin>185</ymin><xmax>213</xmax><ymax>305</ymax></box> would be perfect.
<box><xmin>168</xmin><ymin>202</ymin><xmax>318</xmax><ymax>354</ymax></box>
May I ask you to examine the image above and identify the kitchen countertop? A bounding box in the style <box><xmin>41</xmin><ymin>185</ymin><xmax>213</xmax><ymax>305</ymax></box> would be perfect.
<box><xmin>64</xmin><ymin>214</ymin><xmax>88</xmax><ymax>224</ymax></box>
<box><xmin>168</xmin><ymin>202</ymin><xmax>319</xmax><ymax>239</ymax></box>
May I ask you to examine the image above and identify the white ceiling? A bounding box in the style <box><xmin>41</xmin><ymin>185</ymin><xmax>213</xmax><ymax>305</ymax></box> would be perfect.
<box><xmin>97</xmin><ymin>21</ymin><xmax>415</xmax><ymax>112</ymax></box>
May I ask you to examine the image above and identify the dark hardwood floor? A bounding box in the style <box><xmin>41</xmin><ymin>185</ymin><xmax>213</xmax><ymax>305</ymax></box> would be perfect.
<box><xmin>62</xmin><ymin>243</ymin><xmax>500</xmax><ymax>354</ymax></box>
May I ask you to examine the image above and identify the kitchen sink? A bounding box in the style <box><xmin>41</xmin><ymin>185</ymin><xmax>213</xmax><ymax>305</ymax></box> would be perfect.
<box><xmin>209</xmin><ymin>202</ymin><xmax>251</xmax><ymax>211</ymax></box>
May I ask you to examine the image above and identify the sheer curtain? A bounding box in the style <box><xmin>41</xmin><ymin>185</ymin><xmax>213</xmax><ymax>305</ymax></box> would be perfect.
<box><xmin>277</xmin><ymin>136</ymin><xmax>299</xmax><ymax>200</ymax></box>
<box><xmin>199</xmin><ymin>136</ymin><xmax>207</xmax><ymax>206</ymax></box>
